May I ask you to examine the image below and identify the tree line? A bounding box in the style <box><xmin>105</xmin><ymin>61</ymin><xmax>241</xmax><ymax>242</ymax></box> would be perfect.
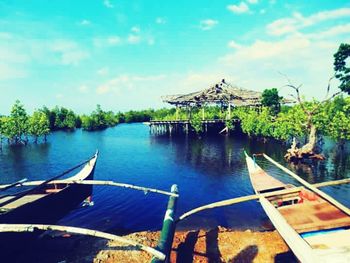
<box><xmin>232</xmin><ymin>96</ymin><xmax>350</xmax><ymax>146</ymax></box>
<box><xmin>0</xmin><ymin>101</ymin><xmax>176</xmax><ymax>146</ymax></box>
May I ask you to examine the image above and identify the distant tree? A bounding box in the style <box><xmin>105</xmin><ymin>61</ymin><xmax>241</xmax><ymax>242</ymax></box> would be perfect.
<box><xmin>63</xmin><ymin>110</ymin><xmax>77</xmax><ymax>130</ymax></box>
<box><xmin>0</xmin><ymin>116</ymin><xmax>5</xmax><ymax>149</ymax></box>
<box><xmin>82</xmin><ymin>105</ymin><xmax>118</xmax><ymax>131</ymax></box>
<box><xmin>75</xmin><ymin>116</ymin><xmax>82</xmax><ymax>128</ymax></box>
<box><xmin>41</xmin><ymin>106</ymin><xmax>56</xmax><ymax>130</ymax></box>
<box><xmin>28</xmin><ymin>110</ymin><xmax>50</xmax><ymax>143</ymax></box>
<box><xmin>81</xmin><ymin>115</ymin><xmax>96</xmax><ymax>131</ymax></box>
<box><xmin>115</xmin><ymin>112</ymin><xmax>126</xmax><ymax>123</ymax></box>
<box><xmin>334</xmin><ymin>43</ymin><xmax>350</xmax><ymax>94</ymax></box>
<box><xmin>6</xmin><ymin>100</ymin><xmax>29</xmax><ymax>144</ymax></box>
<box><xmin>261</xmin><ymin>88</ymin><xmax>282</xmax><ymax>114</ymax></box>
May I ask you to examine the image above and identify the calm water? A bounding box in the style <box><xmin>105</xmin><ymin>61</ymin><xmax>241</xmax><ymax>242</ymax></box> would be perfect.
<box><xmin>0</xmin><ymin>123</ymin><xmax>349</xmax><ymax>233</ymax></box>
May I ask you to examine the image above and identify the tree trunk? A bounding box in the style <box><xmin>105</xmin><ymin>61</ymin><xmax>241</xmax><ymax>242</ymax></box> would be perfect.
<box><xmin>285</xmin><ymin>124</ymin><xmax>325</xmax><ymax>162</ymax></box>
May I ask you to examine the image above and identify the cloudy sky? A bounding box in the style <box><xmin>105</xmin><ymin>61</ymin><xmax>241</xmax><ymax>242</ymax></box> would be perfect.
<box><xmin>0</xmin><ymin>0</ymin><xmax>349</xmax><ymax>114</ymax></box>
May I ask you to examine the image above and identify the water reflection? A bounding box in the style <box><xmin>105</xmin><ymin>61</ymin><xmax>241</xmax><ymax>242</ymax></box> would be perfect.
<box><xmin>0</xmin><ymin>124</ymin><xmax>349</xmax><ymax>232</ymax></box>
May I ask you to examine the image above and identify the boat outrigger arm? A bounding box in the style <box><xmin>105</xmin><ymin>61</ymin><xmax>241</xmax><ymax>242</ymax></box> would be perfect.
<box><xmin>0</xmin><ymin>223</ymin><xmax>166</xmax><ymax>260</ymax></box>
<box><xmin>177</xmin><ymin>154</ymin><xmax>350</xmax><ymax>222</ymax></box>
<box><xmin>0</xmin><ymin>184</ymin><xmax>180</xmax><ymax>262</ymax></box>
<box><xmin>0</xmin><ymin>180</ymin><xmax>178</xmax><ymax>198</ymax></box>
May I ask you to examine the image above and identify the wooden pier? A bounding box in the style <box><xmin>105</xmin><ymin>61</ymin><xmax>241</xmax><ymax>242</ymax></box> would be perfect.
<box><xmin>149</xmin><ymin>119</ymin><xmax>240</xmax><ymax>135</ymax></box>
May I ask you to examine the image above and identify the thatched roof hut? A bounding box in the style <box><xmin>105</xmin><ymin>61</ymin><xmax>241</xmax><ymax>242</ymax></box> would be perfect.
<box><xmin>162</xmin><ymin>79</ymin><xmax>262</xmax><ymax>107</ymax></box>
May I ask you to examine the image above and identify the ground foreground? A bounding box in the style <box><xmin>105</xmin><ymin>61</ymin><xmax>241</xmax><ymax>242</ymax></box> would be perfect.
<box><xmin>3</xmin><ymin>227</ymin><xmax>296</xmax><ymax>262</ymax></box>
<box><xmin>93</xmin><ymin>227</ymin><xmax>295</xmax><ymax>263</ymax></box>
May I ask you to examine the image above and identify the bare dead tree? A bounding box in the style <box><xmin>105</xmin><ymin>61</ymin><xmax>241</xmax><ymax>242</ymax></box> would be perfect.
<box><xmin>280</xmin><ymin>73</ymin><xmax>341</xmax><ymax>162</ymax></box>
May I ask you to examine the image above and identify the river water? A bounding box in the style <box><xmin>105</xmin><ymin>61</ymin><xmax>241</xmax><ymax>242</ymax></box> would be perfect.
<box><xmin>0</xmin><ymin>123</ymin><xmax>349</xmax><ymax>234</ymax></box>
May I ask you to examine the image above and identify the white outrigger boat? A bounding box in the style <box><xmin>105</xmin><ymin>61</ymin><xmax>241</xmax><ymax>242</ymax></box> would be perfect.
<box><xmin>245</xmin><ymin>152</ymin><xmax>350</xmax><ymax>263</ymax></box>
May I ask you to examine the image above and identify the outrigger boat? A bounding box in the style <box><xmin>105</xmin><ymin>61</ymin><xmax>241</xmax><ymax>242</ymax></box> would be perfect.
<box><xmin>0</xmin><ymin>151</ymin><xmax>180</xmax><ymax>261</ymax></box>
<box><xmin>0</xmin><ymin>151</ymin><xmax>98</xmax><ymax>224</ymax></box>
<box><xmin>245</xmin><ymin>152</ymin><xmax>350</xmax><ymax>262</ymax></box>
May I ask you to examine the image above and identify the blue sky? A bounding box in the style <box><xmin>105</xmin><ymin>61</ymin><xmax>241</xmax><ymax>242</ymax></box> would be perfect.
<box><xmin>0</xmin><ymin>0</ymin><xmax>349</xmax><ymax>114</ymax></box>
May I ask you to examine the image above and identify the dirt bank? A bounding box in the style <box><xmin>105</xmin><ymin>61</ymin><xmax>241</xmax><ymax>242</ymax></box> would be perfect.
<box><xmin>93</xmin><ymin>227</ymin><xmax>296</xmax><ymax>263</ymax></box>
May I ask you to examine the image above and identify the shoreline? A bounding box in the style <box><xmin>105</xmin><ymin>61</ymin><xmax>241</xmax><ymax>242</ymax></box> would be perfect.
<box><xmin>3</xmin><ymin>227</ymin><xmax>296</xmax><ymax>262</ymax></box>
<box><xmin>92</xmin><ymin>227</ymin><xmax>295</xmax><ymax>263</ymax></box>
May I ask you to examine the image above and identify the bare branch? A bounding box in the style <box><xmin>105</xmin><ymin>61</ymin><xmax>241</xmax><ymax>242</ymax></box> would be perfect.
<box><xmin>322</xmin><ymin>91</ymin><xmax>342</xmax><ymax>103</ymax></box>
<box><xmin>288</xmin><ymin>93</ymin><xmax>298</xmax><ymax>100</ymax></box>
<box><xmin>323</xmin><ymin>75</ymin><xmax>335</xmax><ymax>101</ymax></box>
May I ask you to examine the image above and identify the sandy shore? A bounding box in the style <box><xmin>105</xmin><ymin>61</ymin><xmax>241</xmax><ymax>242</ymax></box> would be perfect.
<box><xmin>3</xmin><ymin>227</ymin><xmax>296</xmax><ymax>262</ymax></box>
<box><xmin>92</xmin><ymin>227</ymin><xmax>296</xmax><ymax>263</ymax></box>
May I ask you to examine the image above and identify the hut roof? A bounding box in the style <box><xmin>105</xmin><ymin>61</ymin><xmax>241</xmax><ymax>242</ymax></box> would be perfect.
<box><xmin>162</xmin><ymin>79</ymin><xmax>262</xmax><ymax>106</ymax></box>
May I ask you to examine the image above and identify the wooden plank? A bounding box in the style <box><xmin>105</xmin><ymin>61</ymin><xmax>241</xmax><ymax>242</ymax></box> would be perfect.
<box><xmin>304</xmin><ymin>229</ymin><xmax>350</xmax><ymax>249</ymax></box>
<box><xmin>0</xmin><ymin>223</ymin><xmax>165</xmax><ymax>260</ymax></box>
<box><xmin>259</xmin><ymin>197</ymin><xmax>319</xmax><ymax>263</ymax></box>
<box><xmin>245</xmin><ymin>154</ymin><xmax>286</xmax><ymax>193</ymax></box>
<box><xmin>263</xmin><ymin>154</ymin><xmax>350</xmax><ymax>217</ymax></box>
<box><xmin>278</xmin><ymin>200</ymin><xmax>350</xmax><ymax>233</ymax></box>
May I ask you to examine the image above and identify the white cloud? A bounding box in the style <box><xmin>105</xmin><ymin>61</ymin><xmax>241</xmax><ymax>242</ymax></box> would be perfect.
<box><xmin>247</xmin><ymin>0</ymin><xmax>258</xmax><ymax>4</ymax></box>
<box><xmin>93</xmin><ymin>36</ymin><xmax>122</xmax><ymax>47</ymax></box>
<box><xmin>227</xmin><ymin>2</ymin><xmax>249</xmax><ymax>14</ymax></box>
<box><xmin>56</xmin><ymin>94</ymin><xmax>64</xmax><ymax>99</ymax></box>
<box><xmin>96</xmin><ymin>85</ymin><xmax>110</xmax><ymax>95</ymax></box>
<box><xmin>96</xmin><ymin>74</ymin><xmax>166</xmax><ymax>95</ymax></box>
<box><xmin>199</xmin><ymin>19</ymin><xmax>219</xmax><ymax>31</ymax></box>
<box><xmin>131</xmin><ymin>26</ymin><xmax>140</xmax><ymax>33</ymax></box>
<box><xmin>0</xmin><ymin>63</ymin><xmax>27</xmax><ymax>80</ymax></box>
<box><xmin>0</xmin><ymin>45</ymin><xmax>30</xmax><ymax>63</ymax></box>
<box><xmin>127</xmin><ymin>34</ymin><xmax>141</xmax><ymax>44</ymax></box>
<box><xmin>78</xmin><ymin>85</ymin><xmax>89</xmax><ymax>93</ymax></box>
<box><xmin>0</xmin><ymin>32</ymin><xmax>13</xmax><ymax>40</ymax></box>
<box><xmin>50</xmin><ymin>39</ymin><xmax>77</xmax><ymax>52</ymax></box>
<box><xmin>218</xmin><ymin>32</ymin><xmax>344</xmax><ymax>99</ymax></box>
<box><xmin>97</xmin><ymin>67</ymin><xmax>110</xmax><ymax>76</ymax></box>
<box><xmin>260</xmin><ymin>9</ymin><xmax>266</xmax><ymax>14</ymax></box>
<box><xmin>79</xmin><ymin>19</ymin><xmax>91</xmax><ymax>26</ymax></box>
<box><xmin>156</xmin><ymin>17</ymin><xmax>166</xmax><ymax>24</ymax></box>
<box><xmin>94</xmin><ymin>33</ymin><xmax>152</xmax><ymax>47</ymax></box>
<box><xmin>267</xmin><ymin>8</ymin><xmax>350</xmax><ymax>36</ymax></box>
<box><xmin>147</xmin><ymin>37</ymin><xmax>155</xmax><ymax>46</ymax></box>
<box><xmin>103</xmin><ymin>0</ymin><xmax>114</xmax><ymax>8</ymax></box>
<box><xmin>308</xmin><ymin>24</ymin><xmax>350</xmax><ymax>39</ymax></box>
<box><xmin>228</xmin><ymin>40</ymin><xmax>242</xmax><ymax>49</ymax></box>
<box><xmin>50</xmin><ymin>40</ymin><xmax>89</xmax><ymax>65</ymax></box>
<box><xmin>61</xmin><ymin>50</ymin><xmax>89</xmax><ymax>66</ymax></box>
<box><xmin>221</xmin><ymin>36</ymin><xmax>311</xmax><ymax>62</ymax></box>
<box><xmin>107</xmin><ymin>36</ymin><xmax>121</xmax><ymax>45</ymax></box>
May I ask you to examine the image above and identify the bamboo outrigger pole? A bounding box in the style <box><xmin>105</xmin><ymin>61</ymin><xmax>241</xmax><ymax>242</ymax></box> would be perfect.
<box><xmin>0</xmin><ymin>223</ymin><xmax>165</xmax><ymax>260</ymax></box>
<box><xmin>0</xmin><ymin>180</ymin><xmax>178</xmax><ymax>198</ymax></box>
<box><xmin>177</xmin><ymin>187</ymin><xmax>304</xmax><ymax>222</ymax></box>
<box><xmin>262</xmin><ymin>153</ymin><xmax>350</xmax><ymax>216</ymax></box>
<box><xmin>177</xmin><ymin>175</ymin><xmax>350</xmax><ymax>222</ymax></box>
<box><xmin>0</xmin><ymin>178</ymin><xmax>27</xmax><ymax>192</ymax></box>
<box><xmin>151</xmin><ymin>184</ymin><xmax>179</xmax><ymax>263</ymax></box>
<box><xmin>313</xmin><ymin>178</ymin><xmax>350</xmax><ymax>188</ymax></box>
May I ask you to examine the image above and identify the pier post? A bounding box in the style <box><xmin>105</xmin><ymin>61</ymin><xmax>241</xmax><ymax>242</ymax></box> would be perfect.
<box><xmin>151</xmin><ymin>184</ymin><xmax>179</xmax><ymax>263</ymax></box>
<box><xmin>169</xmin><ymin>124</ymin><xmax>173</xmax><ymax>136</ymax></box>
<box><xmin>228</xmin><ymin>103</ymin><xmax>231</xmax><ymax>119</ymax></box>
